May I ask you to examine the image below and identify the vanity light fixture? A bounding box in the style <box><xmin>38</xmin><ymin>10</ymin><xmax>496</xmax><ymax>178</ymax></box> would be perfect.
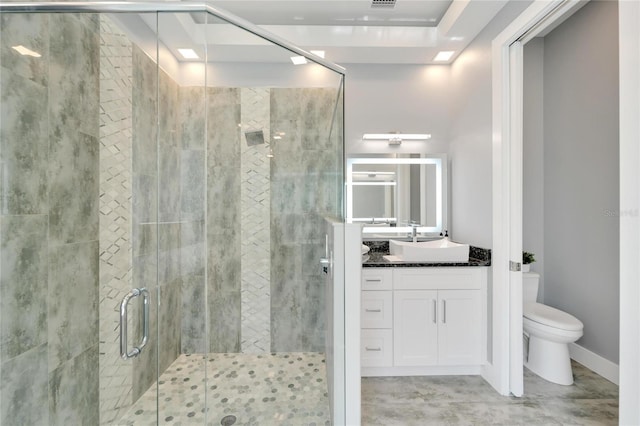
<box><xmin>290</xmin><ymin>56</ymin><xmax>308</xmax><ymax>65</ymax></box>
<box><xmin>362</xmin><ymin>133</ymin><xmax>432</xmax><ymax>145</ymax></box>
<box><xmin>310</xmin><ymin>50</ymin><xmax>325</xmax><ymax>58</ymax></box>
<box><xmin>178</xmin><ymin>48</ymin><xmax>199</xmax><ymax>59</ymax></box>
<box><xmin>11</xmin><ymin>45</ymin><xmax>41</xmax><ymax>58</ymax></box>
<box><xmin>433</xmin><ymin>50</ymin><xmax>455</xmax><ymax>62</ymax></box>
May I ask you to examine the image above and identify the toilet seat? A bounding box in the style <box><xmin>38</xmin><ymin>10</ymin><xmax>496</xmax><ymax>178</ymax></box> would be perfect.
<box><xmin>524</xmin><ymin>302</ymin><xmax>583</xmax><ymax>331</ymax></box>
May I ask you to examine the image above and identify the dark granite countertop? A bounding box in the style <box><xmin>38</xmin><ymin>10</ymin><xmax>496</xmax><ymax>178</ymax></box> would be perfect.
<box><xmin>362</xmin><ymin>240</ymin><xmax>491</xmax><ymax>268</ymax></box>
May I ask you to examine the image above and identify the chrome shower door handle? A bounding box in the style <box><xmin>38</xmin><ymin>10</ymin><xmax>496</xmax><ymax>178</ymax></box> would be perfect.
<box><xmin>120</xmin><ymin>287</ymin><xmax>150</xmax><ymax>360</ymax></box>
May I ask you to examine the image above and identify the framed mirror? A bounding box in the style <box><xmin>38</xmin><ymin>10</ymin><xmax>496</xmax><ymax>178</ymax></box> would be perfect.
<box><xmin>346</xmin><ymin>154</ymin><xmax>448</xmax><ymax>235</ymax></box>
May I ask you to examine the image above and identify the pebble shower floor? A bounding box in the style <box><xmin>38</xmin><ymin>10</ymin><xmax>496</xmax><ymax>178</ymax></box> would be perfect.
<box><xmin>119</xmin><ymin>352</ymin><xmax>331</xmax><ymax>425</ymax></box>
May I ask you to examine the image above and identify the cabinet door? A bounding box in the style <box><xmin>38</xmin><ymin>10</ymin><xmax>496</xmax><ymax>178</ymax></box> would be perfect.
<box><xmin>438</xmin><ymin>290</ymin><xmax>482</xmax><ymax>365</ymax></box>
<box><xmin>393</xmin><ymin>290</ymin><xmax>438</xmax><ymax>366</ymax></box>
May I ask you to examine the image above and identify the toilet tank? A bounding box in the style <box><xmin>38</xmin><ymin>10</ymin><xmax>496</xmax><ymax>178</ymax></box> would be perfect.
<box><xmin>522</xmin><ymin>272</ymin><xmax>540</xmax><ymax>304</ymax></box>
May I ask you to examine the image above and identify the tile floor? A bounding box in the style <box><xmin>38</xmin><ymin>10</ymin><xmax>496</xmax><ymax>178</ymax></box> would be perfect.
<box><xmin>361</xmin><ymin>361</ymin><xmax>618</xmax><ymax>425</ymax></box>
<box><xmin>118</xmin><ymin>352</ymin><xmax>330</xmax><ymax>426</ymax></box>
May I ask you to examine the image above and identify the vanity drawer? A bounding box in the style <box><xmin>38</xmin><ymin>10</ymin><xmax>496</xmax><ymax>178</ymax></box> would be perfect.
<box><xmin>361</xmin><ymin>329</ymin><xmax>393</xmax><ymax>367</ymax></box>
<box><xmin>362</xmin><ymin>268</ymin><xmax>393</xmax><ymax>290</ymax></box>
<box><xmin>393</xmin><ymin>268</ymin><xmax>482</xmax><ymax>290</ymax></box>
<box><xmin>361</xmin><ymin>291</ymin><xmax>393</xmax><ymax>329</ymax></box>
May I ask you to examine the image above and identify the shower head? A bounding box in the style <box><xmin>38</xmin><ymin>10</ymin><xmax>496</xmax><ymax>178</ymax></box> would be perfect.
<box><xmin>244</xmin><ymin>130</ymin><xmax>265</xmax><ymax>146</ymax></box>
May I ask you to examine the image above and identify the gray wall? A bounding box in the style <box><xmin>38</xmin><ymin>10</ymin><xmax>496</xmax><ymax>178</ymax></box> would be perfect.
<box><xmin>523</xmin><ymin>38</ymin><xmax>545</xmax><ymax>300</ymax></box>
<box><xmin>523</xmin><ymin>0</ymin><xmax>620</xmax><ymax>363</ymax></box>
<box><xmin>543</xmin><ymin>0</ymin><xmax>620</xmax><ymax>363</ymax></box>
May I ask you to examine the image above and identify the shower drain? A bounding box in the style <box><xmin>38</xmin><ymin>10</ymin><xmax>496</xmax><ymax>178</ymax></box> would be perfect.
<box><xmin>220</xmin><ymin>415</ymin><xmax>237</xmax><ymax>426</ymax></box>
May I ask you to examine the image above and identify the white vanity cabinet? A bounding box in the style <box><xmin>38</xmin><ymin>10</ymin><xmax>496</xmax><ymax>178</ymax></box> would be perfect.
<box><xmin>360</xmin><ymin>269</ymin><xmax>393</xmax><ymax>367</ymax></box>
<box><xmin>361</xmin><ymin>267</ymin><xmax>487</xmax><ymax>376</ymax></box>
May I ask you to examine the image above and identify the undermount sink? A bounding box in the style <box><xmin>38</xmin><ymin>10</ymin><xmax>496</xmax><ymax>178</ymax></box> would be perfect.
<box><xmin>389</xmin><ymin>239</ymin><xmax>470</xmax><ymax>262</ymax></box>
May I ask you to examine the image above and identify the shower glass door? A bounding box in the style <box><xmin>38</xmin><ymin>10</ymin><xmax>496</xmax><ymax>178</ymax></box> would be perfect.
<box><xmin>1</xmin><ymin>5</ymin><xmax>345</xmax><ymax>425</ymax></box>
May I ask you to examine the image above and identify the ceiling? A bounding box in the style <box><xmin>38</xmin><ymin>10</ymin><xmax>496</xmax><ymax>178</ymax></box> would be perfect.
<box><xmin>208</xmin><ymin>0</ymin><xmax>510</xmax><ymax>64</ymax></box>
<box><xmin>211</xmin><ymin>0</ymin><xmax>453</xmax><ymax>27</ymax></box>
<box><xmin>121</xmin><ymin>0</ymin><xmax>510</xmax><ymax>66</ymax></box>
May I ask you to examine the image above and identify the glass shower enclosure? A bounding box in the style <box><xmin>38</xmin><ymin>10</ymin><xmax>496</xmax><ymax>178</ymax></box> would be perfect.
<box><xmin>0</xmin><ymin>3</ymin><xmax>345</xmax><ymax>425</ymax></box>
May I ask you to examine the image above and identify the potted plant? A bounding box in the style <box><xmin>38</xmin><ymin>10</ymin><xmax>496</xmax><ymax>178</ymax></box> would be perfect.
<box><xmin>522</xmin><ymin>251</ymin><xmax>536</xmax><ymax>272</ymax></box>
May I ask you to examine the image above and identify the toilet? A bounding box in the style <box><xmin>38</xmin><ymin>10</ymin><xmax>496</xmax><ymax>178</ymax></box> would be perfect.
<box><xmin>522</xmin><ymin>272</ymin><xmax>583</xmax><ymax>385</ymax></box>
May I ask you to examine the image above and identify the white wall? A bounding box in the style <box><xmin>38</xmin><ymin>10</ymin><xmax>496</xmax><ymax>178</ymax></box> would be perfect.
<box><xmin>448</xmin><ymin>1</ymin><xmax>533</xmax><ymax>247</ymax></box>
<box><xmin>344</xmin><ymin>64</ymin><xmax>451</xmax><ymax>156</ymax></box>
<box><xmin>541</xmin><ymin>0</ymin><xmax>620</xmax><ymax>364</ymax></box>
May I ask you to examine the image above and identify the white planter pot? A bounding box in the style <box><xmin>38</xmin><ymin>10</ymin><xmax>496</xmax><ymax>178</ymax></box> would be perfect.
<box><xmin>522</xmin><ymin>264</ymin><xmax>531</xmax><ymax>273</ymax></box>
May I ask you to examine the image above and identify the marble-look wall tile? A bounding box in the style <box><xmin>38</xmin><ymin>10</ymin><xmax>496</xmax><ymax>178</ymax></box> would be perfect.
<box><xmin>48</xmin><ymin>130</ymin><xmax>99</xmax><ymax>246</ymax></box>
<box><xmin>48</xmin><ymin>14</ymin><xmax>99</xmax><ymax>140</ymax></box>
<box><xmin>0</xmin><ymin>69</ymin><xmax>49</xmax><ymax>215</ymax></box>
<box><xmin>0</xmin><ymin>14</ymin><xmax>49</xmax><ymax>86</ymax></box>
<box><xmin>180</xmin><ymin>219</ymin><xmax>205</xmax><ymax>276</ymax></box>
<box><xmin>208</xmin><ymin>230</ymin><xmax>241</xmax><ymax>294</ymax></box>
<box><xmin>181</xmin><ymin>272</ymin><xmax>206</xmax><ymax>354</ymax></box>
<box><xmin>179</xmin><ymin>87</ymin><xmax>206</xmax><ymax>151</ymax></box>
<box><xmin>270</xmin><ymin>88</ymin><xmax>341</xmax><ymax>352</ymax></box>
<box><xmin>208</xmin><ymin>166</ymin><xmax>241</xmax><ymax>234</ymax></box>
<box><xmin>0</xmin><ymin>215</ymin><xmax>48</xmax><ymax>360</ymax></box>
<box><xmin>131</xmin><ymin>256</ymin><xmax>158</xmax><ymax>402</ymax></box>
<box><xmin>178</xmin><ymin>87</ymin><xmax>206</xmax><ymax>353</ymax></box>
<box><xmin>209</xmin><ymin>290</ymin><xmax>241</xmax><ymax>353</ymax></box>
<box><xmin>206</xmin><ymin>87</ymin><xmax>242</xmax><ymax>353</ymax></box>
<box><xmin>158</xmin><ymin>274</ymin><xmax>181</xmax><ymax>371</ymax></box>
<box><xmin>207</xmin><ymin>87</ymin><xmax>241</xmax><ymax>167</ymax></box>
<box><xmin>49</xmin><ymin>345</ymin><xmax>99</xmax><ymax>426</ymax></box>
<box><xmin>180</xmin><ymin>148</ymin><xmax>205</xmax><ymax>222</ymax></box>
<box><xmin>132</xmin><ymin>46</ymin><xmax>158</xmax><ymax>182</ymax></box>
<box><xmin>48</xmin><ymin>241</ymin><xmax>99</xmax><ymax>372</ymax></box>
<box><xmin>0</xmin><ymin>343</ymin><xmax>48</xmax><ymax>426</ymax></box>
<box><xmin>158</xmin><ymin>70</ymin><xmax>181</xmax><ymax>223</ymax></box>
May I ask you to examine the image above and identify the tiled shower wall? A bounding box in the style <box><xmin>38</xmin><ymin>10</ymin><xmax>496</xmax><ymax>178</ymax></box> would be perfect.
<box><xmin>206</xmin><ymin>87</ymin><xmax>243</xmax><ymax>353</ymax></box>
<box><xmin>178</xmin><ymin>86</ymin><xmax>340</xmax><ymax>355</ymax></box>
<box><xmin>131</xmin><ymin>46</ymin><xmax>186</xmax><ymax>401</ymax></box>
<box><xmin>98</xmin><ymin>16</ymin><xmax>134</xmax><ymax>424</ymax></box>
<box><xmin>0</xmin><ymin>13</ymin><xmax>101</xmax><ymax>425</ymax></box>
<box><xmin>270</xmin><ymin>88</ymin><xmax>342</xmax><ymax>352</ymax></box>
<box><xmin>240</xmin><ymin>88</ymin><xmax>271</xmax><ymax>354</ymax></box>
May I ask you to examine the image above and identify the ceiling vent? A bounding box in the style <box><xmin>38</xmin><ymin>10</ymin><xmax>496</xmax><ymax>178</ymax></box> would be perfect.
<box><xmin>371</xmin><ymin>0</ymin><xmax>396</xmax><ymax>8</ymax></box>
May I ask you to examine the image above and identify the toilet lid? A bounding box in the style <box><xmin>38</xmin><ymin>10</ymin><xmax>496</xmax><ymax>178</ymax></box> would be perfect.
<box><xmin>523</xmin><ymin>302</ymin><xmax>583</xmax><ymax>331</ymax></box>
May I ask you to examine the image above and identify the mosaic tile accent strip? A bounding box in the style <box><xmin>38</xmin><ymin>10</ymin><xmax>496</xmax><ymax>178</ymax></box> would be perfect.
<box><xmin>98</xmin><ymin>15</ymin><xmax>134</xmax><ymax>425</ymax></box>
<box><xmin>240</xmin><ymin>88</ymin><xmax>271</xmax><ymax>354</ymax></box>
<box><xmin>118</xmin><ymin>352</ymin><xmax>330</xmax><ymax>425</ymax></box>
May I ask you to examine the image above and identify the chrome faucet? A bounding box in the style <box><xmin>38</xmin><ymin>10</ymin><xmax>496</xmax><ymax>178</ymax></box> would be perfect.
<box><xmin>409</xmin><ymin>221</ymin><xmax>419</xmax><ymax>243</ymax></box>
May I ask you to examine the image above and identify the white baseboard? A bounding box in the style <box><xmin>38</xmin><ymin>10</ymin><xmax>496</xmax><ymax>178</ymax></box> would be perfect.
<box><xmin>569</xmin><ymin>343</ymin><xmax>619</xmax><ymax>385</ymax></box>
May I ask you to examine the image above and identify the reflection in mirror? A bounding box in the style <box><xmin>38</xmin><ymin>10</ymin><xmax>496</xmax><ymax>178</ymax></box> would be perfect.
<box><xmin>346</xmin><ymin>154</ymin><xmax>447</xmax><ymax>236</ymax></box>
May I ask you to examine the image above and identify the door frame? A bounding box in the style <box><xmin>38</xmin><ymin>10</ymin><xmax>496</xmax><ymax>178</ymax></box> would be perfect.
<box><xmin>489</xmin><ymin>0</ymin><xmax>588</xmax><ymax>397</ymax></box>
<box><xmin>492</xmin><ymin>2</ymin><xmax>640</xmax><ymax>422</ymax></box>
<box><xmin>618</xmin><ymin>1</ymin><xmax>640</xmax><ymax>423</ymax></box>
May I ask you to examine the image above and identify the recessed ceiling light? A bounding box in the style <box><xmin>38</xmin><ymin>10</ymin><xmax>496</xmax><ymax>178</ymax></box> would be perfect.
<box><xmin>310</xmin><ymin>50</ymin><xmax>325</xmax><ymax>58</ymax></box>
<box><xmin>178</xmin><ymin>48</ymin><xmax>199</xmax><ymax>59</ymax></box>
<box><xmin>11</xmin><ymin>45</ymin><xmax>41</xmax><ymax>58</ymax></box>
<box><xmin>290</xmin><ymin>56</ymin><xmax>308</xmax><ymax>65</ymax></box>
<box><xmin>433</xmin><ymin>51</ymin><xmax>455</xmax><ymax>62</ymax></box>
